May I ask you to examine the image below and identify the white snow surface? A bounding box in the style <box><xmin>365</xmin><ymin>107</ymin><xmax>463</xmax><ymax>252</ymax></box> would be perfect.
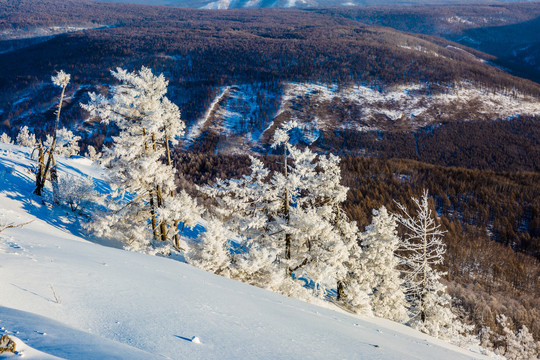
<box><xmin>0</xmin><ymin>143</ymin><xmax>489</xmax><ymax>359</ymax></box>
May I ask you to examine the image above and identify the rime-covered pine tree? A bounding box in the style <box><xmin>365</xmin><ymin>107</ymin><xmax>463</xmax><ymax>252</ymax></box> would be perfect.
<box><xmin>0</xmin><ymin>133</ymin><xmax>12</xmax><ymax>144</ymax></box>
<box><xmin>496</xmin><ymin>314</ymin><xmax>540</xmax><ymax>360</ymax></box>
<box><xmin>357</xmin><ymin>207</ymin><xmax>408</xmax><ymax>321</ymax></box>
<box><xmin>186</xmin><ymin>219</ymin><xmax>232</xmax><ymax>277</ymax></box>
<box><xmin>396</xmin><ymin>190</ymin><xmax>468</xmax><ymax>340</ymax></box>
<box><xmin>82</xmin><ymin>66</ymin><xmax>201</xmax><ymax>251</ymax></box>
<box><xmin>202</xmin><ymin>121</ymin><xmax>356</xmax><ymax>302</ymax></box>
<box><xmin>201</xmin><ymin>155</ymin><xmax>285</xmax><ymax>290</ymax></box>
<box><xmin>54</xmin><ymin>128</ymin><xmax>81</xmax><ymax>157</ymax></box>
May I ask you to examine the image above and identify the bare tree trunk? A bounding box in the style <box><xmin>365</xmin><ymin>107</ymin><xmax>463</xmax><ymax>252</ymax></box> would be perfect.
<box><xmin>151</xmin><ymin>133</ymin><xmax>168</xmax><ymax>242</ymax></box>
<box><xmin>164</xmin><ymin>135</ymin><xmax>181</xmax><ymax>249</ymax></box>
<box><xmin>149</xmin><ymin>190</ymin><xmax>158</xmax><ymax>242</ymax></box>
<box><xmin>421</xmin><ymin>230</ymin><xmax>428</xmax><ymax>322</ymax></box>
<box><xmin>143</xmin><ymin>129</ymin><xmax>158</xmax><ymax>242</ymax></box>
<box><xmin>50</xmin><ymin>154</ymin><xmax>59</xmax><ymax>204</ymax></box>
<box><xmin>283</xmin><ymin>144</ymin><xmax>292</xmax><ymax>275</ymax></box>
<box><xmin>34</xmin><ymin>142</ymin><xmax>45</xmax><ymax>196</ymax></box>
<box><xmin>34</xmin><ymin>82</ymin><xmax>67</xmax><ymax>196</ymax></box>
<box><xmin>337</xmin><ymin>280</ymin><xmax>345</xmax><ymax>301</ymax></box>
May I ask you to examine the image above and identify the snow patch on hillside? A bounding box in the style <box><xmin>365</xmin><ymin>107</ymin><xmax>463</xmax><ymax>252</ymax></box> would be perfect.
<box><xmin>445</xmin><ymin>16</ymin><xmax>474</xmax><ymax>25</ymax></box>
<box><xmin>201</xmin><ymin>0</ymin><xmax>233</xmax><ymax>9</ymax></box>
<box><xmin>185</xmin><ymin>84</ymin><xmax>279</xmax><ymax>150</ymax></box>
<box><xmin>0</xmin><ymin>25</ymin><xmax>105</xmax><ymax>41</ymax></box>
<box><xmin>271</xmin><ymin>81</ymin><xmax>540</xmax><ymax>133</ymax></box>
<box><xmin>399</xmin><ymin>44</ymin><xmax>443</xmax><ymax>58</ymax></box>
<box><xmin>185</xmin><ymin>86</ymin><xmax>230</xmax><ymax>141</ymax></box>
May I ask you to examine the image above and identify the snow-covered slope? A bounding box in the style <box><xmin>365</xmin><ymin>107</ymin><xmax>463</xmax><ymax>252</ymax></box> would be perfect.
<box><xmin>0</xmin><ymin>143</ymin><xmax>489</xmax><ymax>359</ymax></box>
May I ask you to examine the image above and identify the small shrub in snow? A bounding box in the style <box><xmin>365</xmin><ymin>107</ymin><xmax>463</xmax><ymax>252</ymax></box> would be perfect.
<box><xmin>0</xmin><ymin>133</ymin><xmax>12</xmax><ymax>144</ymax></box>
<box><xmin>0</xmin><ymin>335</ymin><xmax>16</xmax><ymax>354</ymax></box>
<box><xmin>15</xmin><ymin>126</ymin><xmax>36</xmax><ymax>148</ymax></box>
<box><xmin>86</xmin><ymin>145</ymin><xmax>101</xmax><ymax>161</ymax></box>
<box><xmin>54</xmin><ymin>174</ymin><xmax>96</xmax><ymax>213</ymax></box>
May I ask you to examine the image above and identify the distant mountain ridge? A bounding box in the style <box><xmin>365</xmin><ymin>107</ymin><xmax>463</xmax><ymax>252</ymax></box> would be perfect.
<box><xmin>95</xmin><ymin>0</ymin><xmax>538</xmax><ymax>9</ymax></box>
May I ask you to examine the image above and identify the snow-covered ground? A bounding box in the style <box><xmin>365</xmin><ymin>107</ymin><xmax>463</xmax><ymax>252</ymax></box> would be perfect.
<box><xmin>0</xmin><ymin>143</ymin><xmax>490</xmax><ymax>359</ymax></box>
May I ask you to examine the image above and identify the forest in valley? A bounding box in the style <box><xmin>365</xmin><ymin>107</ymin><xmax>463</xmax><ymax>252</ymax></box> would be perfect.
<box><xmin>1</xmin><ymin>0</ymin><xmax>540</xmax><ymax>357</ymax></box>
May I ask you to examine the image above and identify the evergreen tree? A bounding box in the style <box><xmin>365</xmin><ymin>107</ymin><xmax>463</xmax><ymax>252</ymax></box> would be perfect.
<box><xmin>496</xmin><ymin>314</ymin><xmax>540</xmax><ymax>360</ymax></box>
<box><xmin>54</xmin><ymin>128</ymin><xmax>81</xmax><ymax>157</ymax></box>
<box><xmin>203</xmin><ymin>121</ymin><xmax>357</xmax><ymax>304</ymax></box>
<box><xmin>82</xmin><ymin>66</ymin><xmax>201</xmax><ymax>250</ymax></box>
<box><xmin>186</xmin><ymin>219</ymin><xmax>232</xmax><ymax>277</ymax></box>
<box><xmin>358</xmin><ymin>207</ymin><xmax>408</xmax><ymax>321</ymax></box>
<box><xmin>0</xmin><ymin>133</ymin><xmax>12</xmax><ymax>144</ymax></box>
<box><xmin>395</xmin><ymin>190</ymin><xmax>468</xmax><ymax>340</ymax></box>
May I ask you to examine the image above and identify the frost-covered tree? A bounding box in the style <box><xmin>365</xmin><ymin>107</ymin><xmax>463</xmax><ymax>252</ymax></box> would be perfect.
<box><xmin>86</xmin><ymin>145</ymin><xmax>101</xmax><ymax>161</ymax></box>
<box><xmin>396</xmin><ymin>190</ymin><xmax>469</xmax><ymax>340</ymax></box>
<box><xmin>15</xmin><ymin>126</ymin><xmax>36</xmax><ymax>148</ymax></box>
<box><xmin>82</xmin><ymin>66</ymin><xmax>200</xmax><ymax>250</ymax></box>
<box><xmin>202</xmin><ymin>121</ymin><xmax>356</xmax><ymax>303</ymax></box>
<box><xmin>34</xmin><ymin>70</ymin><xmax>70</xmax><ymax>197</ymax></box>
<box><xmin>55</xmin><ymin>174</ymin><xmax>96</xmax><ymax>213</ymax></box>
<box><xmin>186</xmin><ymin>219</ymin><xmax>232</xmax><ymax>277</ymax></box>
<box><xmin>356</xmin><ymin>207</ymin><xmax>408</xmax><ymax>321</ymax></box>
<box><xmin>202</xmin><ymin>155</ymin><xmax>284</xmax><ymax>289</ymax></box>
<box><xmin>495</xmin><ymin>314</ymin><xmax>540</xmax><ymax>360</ymax></box>
<box><xmin>54</xmin><ymin>128</ymin><xmax>81</xmax><ymax>157</ymax></box>
<box><xmin>0</xmin><ymin>133</ymin><xmax>12</xmax><ymax>144</ymax></box>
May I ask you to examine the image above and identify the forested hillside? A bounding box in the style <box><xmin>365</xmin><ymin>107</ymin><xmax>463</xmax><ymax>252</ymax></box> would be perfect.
<box><xmin>327</xmin><ymin>2</ymin><xmax>540</xmax><ymax>83</ymax></box>
<box><xmin>1</xmin><ymin>1</ymin><xmax>539</xmax><ymax>356</ymax></box>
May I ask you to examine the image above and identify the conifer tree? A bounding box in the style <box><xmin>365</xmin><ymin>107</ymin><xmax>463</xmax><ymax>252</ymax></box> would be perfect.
<box><xmin>395</xmin><ymin>190</ymin><xmax>468</xmax><ymax>339</ymax></box>
<box><xmin>357</xmin><ymin>207</ymin><xmax>408</xmax><ymax>321</ymax></box>
<box><xmin>186</xmin><ymin>219</ymin><xmax>232</xmax><ymax>277</ymax></box>
<box><xmin>496</xmin><ymin>314</ymin><xmax>540</xmax><ymax>360</ymax></box>
<box><xmin>0</xmin><ymin>133</ymin><xmax>12</xmax><ymax>144</ymax></box>
<box><xmin>202</xmin><ymin>121</ymin><xmax>357</xmax><ymax>303</ymax></box>
<box><xmin>82</xmin><ymin>66</ymin><xmax>201</xmax><ymax>250</ymax></box>
<box><xmin>15</xmin><ymin>126</ymin><xmax>36</xmax><ymax>148</ymax></box>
